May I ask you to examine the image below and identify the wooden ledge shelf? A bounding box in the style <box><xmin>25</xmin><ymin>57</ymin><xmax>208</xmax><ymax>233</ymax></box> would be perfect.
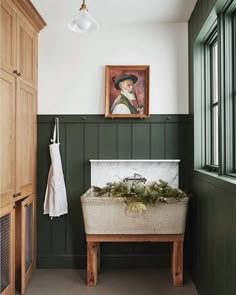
<box><xmin>86</xmin><ymin>234</ymin><xmax>184</xmax><ymax>287</ymax></box>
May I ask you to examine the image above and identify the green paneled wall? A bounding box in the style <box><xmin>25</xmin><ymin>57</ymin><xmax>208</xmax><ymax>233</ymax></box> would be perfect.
<box><xmin>191</xmin><ymin>172</ymin><xmax>236</xmax><ymax>295</ymax></box>
<box><xmin>37</xmin><ymin>115</ymin><xmax>193</xmax><ymax>269</ymax></box>
<box><xmin>189</xmin><ymin>0</ymin><xmax>236</xmax><ymax>294</ymax></box>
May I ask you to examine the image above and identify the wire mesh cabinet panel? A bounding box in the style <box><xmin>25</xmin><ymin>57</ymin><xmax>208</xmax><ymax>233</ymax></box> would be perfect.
<box><xmin>20</xmin><ymin>195</ymin><xmax>35</xmax><ymax>295</ymax></box>
<box><xmin>0</xmin><ymin>204</ymin><xmax>15</xmax><ymax>295</ymax></box>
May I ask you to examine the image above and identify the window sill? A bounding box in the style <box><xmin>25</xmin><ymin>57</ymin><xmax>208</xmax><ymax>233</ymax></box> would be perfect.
<box><xmin>194</xmin><ymin>169</ymin><xmax>236</xmax><ymax>195</ymax></box>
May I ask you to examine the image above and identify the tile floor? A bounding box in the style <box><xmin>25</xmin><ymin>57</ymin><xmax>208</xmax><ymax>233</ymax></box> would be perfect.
<box><xmin>22</xmin><ymin>268</ymin><xmax>198</xmax><ymax>295</ymax></box>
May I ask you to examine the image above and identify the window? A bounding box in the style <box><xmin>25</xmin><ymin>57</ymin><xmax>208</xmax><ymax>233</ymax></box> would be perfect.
<box><xmin>204</xmin><ymin>29</ymin><xmax>219</xmax><ymax>171</ymax></box>
<box><xmin>197</xmin><ymin>0</ymin><xmax>236</xmax><ymax>179</ymax></box>
<box><xmin>233</xmin><ymin>12</ymin><xmax>236</xmax><ymax>173</ymax></box>
<box><xmin>223</xmin><ymin>3</ymin><xmax>236</xmax><ymax>177</ymax></box>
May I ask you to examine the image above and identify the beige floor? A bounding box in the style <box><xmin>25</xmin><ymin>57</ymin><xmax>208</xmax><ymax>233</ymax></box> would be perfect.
<box><xmin>22</xmin><ymin>268</ymin><xmax>198</xmax><ymax>295</ymax></box>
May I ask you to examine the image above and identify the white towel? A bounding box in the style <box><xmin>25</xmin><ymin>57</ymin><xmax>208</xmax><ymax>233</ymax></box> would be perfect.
<box><xmin>44</xmin><ymin>118</ymin><xmax>68</xmax><ymax>218</ymax></box>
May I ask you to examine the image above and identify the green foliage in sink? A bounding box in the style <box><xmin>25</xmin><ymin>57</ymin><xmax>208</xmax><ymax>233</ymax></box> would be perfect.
<box><xmin>93</xmin><ymin>180</ymin><xmax>188</xmax><ymax>213</ymax></box>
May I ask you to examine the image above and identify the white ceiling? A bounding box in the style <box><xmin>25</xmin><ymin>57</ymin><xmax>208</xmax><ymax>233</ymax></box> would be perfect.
<box><xmin>32</xmin><ymin>0</ymin><xmax>197</xmax><ymax>26</ymax></box>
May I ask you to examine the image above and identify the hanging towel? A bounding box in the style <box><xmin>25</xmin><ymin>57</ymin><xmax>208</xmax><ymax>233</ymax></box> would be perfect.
<box><xmin>44</xmin><ymin>118</ymin><xmax>68</xmax><ymax>218</ymax></box>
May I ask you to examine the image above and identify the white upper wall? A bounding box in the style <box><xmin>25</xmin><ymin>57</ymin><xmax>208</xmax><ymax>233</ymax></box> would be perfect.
<box><xmin>37</xmin><ymin>22</ymin><xmax>188</xmax><ymax>114</ymax></box>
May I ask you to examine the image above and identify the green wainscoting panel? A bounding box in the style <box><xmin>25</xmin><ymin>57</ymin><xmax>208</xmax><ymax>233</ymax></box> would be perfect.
<box><xmin>66</xmin><ymin>123</ymin><xmax>85</xmax><ymax>256</ymax></box>
<box><xmin>132</xmin><ymin>123</ymin><xmax>150</xmax><ymax>159</ymax></box>
<box><xmin>191</xmin><ymin>172</ymin><xmax>236</xmax><ymax>295</ymax></box>
<box><xmin>99</xmin><ymin>124</ymin><xmax>117</xmax><ymax>159</ymax></box>
<box><xmin>150</xmin><ymin>123</ymin><xmax>165</xmax><ymax>159</ymax></box>
<box><xmin>165</xmin><ymin>123</ymin><xmax>180</xmax><ymax>159</ymax></box>
<box><xmin>84</xmin><ymin>124</ymin><xmax>98</xmax><ymax>189</ymax></box>
<box><xmin>117</xmin><ymin>123</ymin><xmax>132</xmax><ymax>159</ymax></box>
<box><xmin>37</xmin><ymin>115</ymin><xmax>192</xmax><ymax>269</ymax></box>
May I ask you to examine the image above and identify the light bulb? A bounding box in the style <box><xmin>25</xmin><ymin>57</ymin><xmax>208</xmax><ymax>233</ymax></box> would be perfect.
<box><xmin>68</xmin><ymin>8</ymin><xmax>99</xmax><ymax>33</ymax></box>
<box><xmin>74</xmin><ymin>10</ymin><xmax>91</xmax><ymax>30</ymax></box>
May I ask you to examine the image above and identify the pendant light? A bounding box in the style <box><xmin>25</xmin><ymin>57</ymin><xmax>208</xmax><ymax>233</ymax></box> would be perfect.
<box><xmin>68</xmin><ymin>0</ymin><xmax>99</xmax><ymax>33</ymax></box>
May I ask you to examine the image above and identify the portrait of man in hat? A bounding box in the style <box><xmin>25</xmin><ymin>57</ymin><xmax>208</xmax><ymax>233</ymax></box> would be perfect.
<box><xmin>105</xmin><ymin>65</ymin><xmax>150</xmax><ymax>118</ymax></box>
<box><xmin>110</xmin><ymin>74</ymin><xmax>143</xmax><ymax>114</ymax></box>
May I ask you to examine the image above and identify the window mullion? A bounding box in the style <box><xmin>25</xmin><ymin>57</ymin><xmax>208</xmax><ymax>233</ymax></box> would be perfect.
<box><xmin>218</xmin><ymin>13</ymin><xmax>225</xmax><ymax>175</ymax></box>
<box><xmin>221</xmin><ymin>7</ymin><xmax>235</xmax><ymax>177</ymax></box>
<box><xmin>205</xmin><ymin>45</ymin><xmax>211</xmax><ymax>166</ymax></box>
<box><xmin>233</xmin><ymin>12</ymin><xmax>236</xmax><ymax>173</ymax></box>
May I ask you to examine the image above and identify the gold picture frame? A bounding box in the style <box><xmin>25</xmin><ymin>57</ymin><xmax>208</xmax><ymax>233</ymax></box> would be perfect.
<box><xmin>105</xmin><ymin>65</ymin><xmax>150</xmax><ymax>118</ymax></box>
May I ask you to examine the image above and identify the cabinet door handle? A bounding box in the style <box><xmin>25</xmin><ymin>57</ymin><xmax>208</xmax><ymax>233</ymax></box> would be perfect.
<box><xmin>17</xmin><ymin>72</ymin><xmax>21</xmax><ymax>76</ymax></box>
<box><xmin>13</xmin><ymin>192</ymin><xmax>21</xmax><ymax>197</ymax></box>
<box><xmin>13</xmin><ymin>70</ymin><xmax>18</xmax><ymax>74</ymax></box>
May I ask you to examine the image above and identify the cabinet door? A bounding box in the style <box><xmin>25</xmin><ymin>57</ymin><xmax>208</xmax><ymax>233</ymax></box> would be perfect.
<box><xmin>17</xmin><ymin>15</ymin><xmax>37</xmax><ymax>88</ymax></box>
<box><xmin>15</xmin><ymin>80</ymin><xmax>36</xmax><ymax>201</ymax></box>
<box><xmin>0</xmin><ymin>0</ymin><xmax>17</xmax><ymax>74</ymax></box>
<box><xmin>0</xmin><ymin>69</ymin><xmax>16</xmax><ymax>208</ymax></box>
<box><xmin>21</xmin><ymin>195</ymin><xmax>35</xmax><ymax>295</ymax></box>
<box><xmin>0</xmin><ymin>204</ymin><xmax>15</xmax><ymax>295</ymax></box>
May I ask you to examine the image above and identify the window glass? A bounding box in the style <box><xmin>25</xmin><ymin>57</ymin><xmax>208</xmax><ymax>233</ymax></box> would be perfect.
<box><xmin>211</xmin><ymin>42</ymin><xmax>218</xmax><ymax>166</ymax></box>
<box><xmin>204</xmin><ymin>32</ymin><xmax>218</xmax><ymax>170</ymax></box>
<box><xmin>233</xmin><ymin>12</ymin><xmax>236</xmax><ymax>172</ymax></box>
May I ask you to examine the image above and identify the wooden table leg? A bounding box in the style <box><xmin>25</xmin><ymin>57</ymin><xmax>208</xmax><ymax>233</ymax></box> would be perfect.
<box><xmin>87</xmin><ymin>241</ymin><xmax>98</xmax><ymax>286</ymax></box>
<box><xmin>97</xmin><ymin>242</ymin><xmax>100</xmax><ymax>273</ymax></box>
<box><xmin>172</xmin><ymin>241</ymin><xmax>183</xmax><ymax>287</ymax></box>
<box><xmin>86</xmin><ymin>234</ymin><xmax>184</xmax><ymax>287</ymax></box>
<box><xmin>171</xmin><ymin>243</ymin><xmax>173</xmax><ymax>274</ymax></box>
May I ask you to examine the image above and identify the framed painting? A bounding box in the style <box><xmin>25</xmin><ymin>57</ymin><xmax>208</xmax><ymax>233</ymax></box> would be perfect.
<box><xmin>105</xmin><ymin>65</ymin><xmax>150</xmax><ymax>118</ymax></box>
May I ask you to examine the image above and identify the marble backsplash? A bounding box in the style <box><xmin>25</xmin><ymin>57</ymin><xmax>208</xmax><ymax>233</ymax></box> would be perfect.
<box><xmin>90</xmin><ymin>160</ymin><xmax>180</xmax><ymax>188</ymax></box>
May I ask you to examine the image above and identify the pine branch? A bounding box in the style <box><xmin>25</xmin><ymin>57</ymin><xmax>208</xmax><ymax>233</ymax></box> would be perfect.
<box><xmin>92</xmin><ymin>180</ymin><xmax>188</xmax><ymax>213</ymax></box>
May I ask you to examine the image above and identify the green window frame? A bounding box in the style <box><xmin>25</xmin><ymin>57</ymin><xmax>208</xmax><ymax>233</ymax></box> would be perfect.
<box><xmin>233</xmin><ymin>11</ymin><xmax>236</xmax><ymax>173</ymax></box>
<box><xmin>197</xmin><ymin>0</ymin><xmax>236</xmax><ymax>179</ymax></box>
<box><xmin>204</xmin><ymin>29</ymin><xmax>219</xmax><ymax>172</ymax></box>
<box><xmin>221</xmin><ymin>1</ymin><xmax>236</xmax><ymax>178</ymax></box>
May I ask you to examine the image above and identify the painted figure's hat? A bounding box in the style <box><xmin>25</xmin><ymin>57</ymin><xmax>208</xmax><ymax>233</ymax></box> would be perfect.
<box><xmin>113</xmin><ymin>74</ymin><xmax>138</xmax><ymax>90</ymax></box>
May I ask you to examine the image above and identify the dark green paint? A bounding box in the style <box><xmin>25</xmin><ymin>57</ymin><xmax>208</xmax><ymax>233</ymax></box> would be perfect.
<box><xmin>84</xmin><ymin>124</ymin><xmax>98</xmax><ymax>189</ymax></box>
<box><xmin>132</xmin><ymin>124</ymin><xmax>150</xmax><ymax>159</ymax></box>
<box><xmin>191</xmin><ymin>173</ymin><xmax>236</xmax><ymax>295</ymax></box>
<box><xmin>66</xmin><ymin>124</ymin><xmax>85</xmax><ymax>254</ymax></box>
<box><xmin>150</xmin><ymin>123</ymin><xmax>165</xmax><ymax>159</ymax></box>
<box><xmin>165</xmin><ymin>123</ymin><xmax>180</xmax><ymax>159</ymax></box>
<box><xmin>99</xmin><ymin>124</ymin><xmax>117</xmax><ymax>159</ymax></box>
<box><xmin>117</xmin><ymin>124</ymin><xmax>132</xmax><ymax>159</ymax></box>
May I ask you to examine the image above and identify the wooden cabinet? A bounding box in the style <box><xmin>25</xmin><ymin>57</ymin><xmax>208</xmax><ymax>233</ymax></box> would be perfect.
<box><xmin>0</xmin><ymin>204</ymin><xmax>15</xmax><ymax>295</ymax></box>
<box><xmin>0</xmin><ymin>1</ymin><xmax>45</xmax><ymax>294</ymax></box>
<box><xmin>15</xmin><ymin>80</ymin><xmax>37</xmax><ymax>202</ymax></box>
<box><xmin>0</xmin><ymin>0</ymin><xmax>16</xmax><ymax>75</ymax></box>
<box><xmin>0</xmin><ymin>69</ymin><xmax>36</xmax><ymax>207</ymax></box>
<box><xmin>0</xmin><ymin>0</ymin><xmax>37</xmax><ymax>87</ymax></box>
<box><xmin>16</xmin><ymin>16</ymin><xmax>37</xmax><ymax>87</ymax></box>
<box><xmin>0</xmin><ymin>69</ymin><xmax>16</xmax><ymax>208</ymax></box>
<box><xmin>15</xmin><ymin>195</ymin><xmax>35</xmax><ymax>295</ymax></box>
<box><xmin>0</xmin><ymin>0</ymin><xmax>45</xmax><ymax>206</ymax></box>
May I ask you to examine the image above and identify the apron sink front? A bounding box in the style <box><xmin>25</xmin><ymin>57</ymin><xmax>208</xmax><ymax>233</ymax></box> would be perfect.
<box><xmin>81</xmin><ymin>188</ymin><xmax>189</xmax><ymax>235</ymax></box>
